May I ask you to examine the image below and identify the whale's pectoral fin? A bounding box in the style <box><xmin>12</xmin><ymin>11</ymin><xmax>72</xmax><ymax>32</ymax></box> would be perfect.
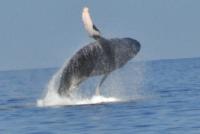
<box><xmin>95</xmin><ymin>73</ymin><xmax>109</xmax><ymax>95</ymax></box>
<box><xmin>82</xmin><ymin>7</ymin><xmax>101</xmax><ymax>40</ymax></box>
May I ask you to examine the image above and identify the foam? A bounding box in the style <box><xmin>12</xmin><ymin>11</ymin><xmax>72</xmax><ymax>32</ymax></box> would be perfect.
<box><xmin>37</xmin><ymin>91</ymin><xmax>120</xmax><ymax>107</ymax></box>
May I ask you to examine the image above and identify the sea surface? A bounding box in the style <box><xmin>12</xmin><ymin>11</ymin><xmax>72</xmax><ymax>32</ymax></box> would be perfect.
<box><xmin>0</xmin><ymin>57</ymin><xmax>200</xmax><ymax>134</ymax></box>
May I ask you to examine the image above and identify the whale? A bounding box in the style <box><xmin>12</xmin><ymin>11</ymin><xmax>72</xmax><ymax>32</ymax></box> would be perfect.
<box><xmin>57</xmin><ymin>7</ymin><xmax>141</xmax><ymax>96</ymax></box>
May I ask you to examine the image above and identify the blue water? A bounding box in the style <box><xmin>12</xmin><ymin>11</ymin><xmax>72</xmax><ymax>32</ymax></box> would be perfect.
<box><xmin>0</xmin><ymin>57</ymin><xmax>200</xmax><ymax>134</ymax></box>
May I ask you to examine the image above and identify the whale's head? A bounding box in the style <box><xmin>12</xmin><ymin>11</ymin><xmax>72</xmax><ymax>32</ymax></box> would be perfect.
<box><xmin>123</xmin><ymin>38</ymin><xmax>141</xmax><ymax>58</ymax></box>
<box><xmin>106</xmin><ymin>37</ymin><xmax>141</xmax><ymax>69</ymax></box>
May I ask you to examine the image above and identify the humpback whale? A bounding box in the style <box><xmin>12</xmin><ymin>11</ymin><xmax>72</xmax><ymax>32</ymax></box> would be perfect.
<box><xmin>58</xmin><ymin>7</ymin><xmax>141</xmax><ymax>96</ymax></box>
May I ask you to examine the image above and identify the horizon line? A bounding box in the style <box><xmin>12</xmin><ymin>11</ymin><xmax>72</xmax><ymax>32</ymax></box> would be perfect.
<box><xmin>0</xmin><ymin>56</ymin><xmax>199</xmax><ymax>72</ymax></box>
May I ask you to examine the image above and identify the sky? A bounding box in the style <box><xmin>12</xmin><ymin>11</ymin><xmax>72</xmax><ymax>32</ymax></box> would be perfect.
<box><xmin>0</xmin><ymin>0</ymin><xmax>200</xmax><ymax>71</ymax></box>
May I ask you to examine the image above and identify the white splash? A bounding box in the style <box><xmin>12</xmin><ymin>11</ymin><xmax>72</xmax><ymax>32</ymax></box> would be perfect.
<box><xmin>37</xmin><ymin>63</ymin><xmax>146</xmax><ymax>107</ymax></box>
<box><xmin>37</xmin><ymin>61</ymin><xmax>120</xmax><ymax>107</ymax></box>
<box><xmin>37</xmin><ymin>90</ymin><xmax>120</xmax><ymax>107</ymax></box>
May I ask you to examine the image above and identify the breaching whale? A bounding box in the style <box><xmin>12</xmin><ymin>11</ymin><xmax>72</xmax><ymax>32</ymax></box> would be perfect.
<box><xmin>57</xmin><ymin>7</ymin><xmax>141</xmax><ymax>96</ymax></box>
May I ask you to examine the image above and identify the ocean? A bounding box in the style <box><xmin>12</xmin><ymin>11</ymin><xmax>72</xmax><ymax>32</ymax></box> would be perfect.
<box><xmin>0</xmin><ymin>57</ymin><xmax>200</xmax><ymax>134</ymax></box>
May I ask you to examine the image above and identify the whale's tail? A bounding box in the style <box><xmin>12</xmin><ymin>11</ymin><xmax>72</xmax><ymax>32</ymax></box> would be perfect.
<box><xmin>82</xmin><ymin>7</ymin><xmax>101</xmax><ymax>40</ymax></box>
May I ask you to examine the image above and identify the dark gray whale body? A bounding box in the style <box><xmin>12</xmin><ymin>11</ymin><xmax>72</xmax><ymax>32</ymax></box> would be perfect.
<box><xmin>58</xmin><ymin>37</ymin><xmax>141</xmax><ymax>95</ymax></box>
<box><xmin>56</xmin><ymin>7</ymin><xmax>141</xmax><ymax>96</ymax></box>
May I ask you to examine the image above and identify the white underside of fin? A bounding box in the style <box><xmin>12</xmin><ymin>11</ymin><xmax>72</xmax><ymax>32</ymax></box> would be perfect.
<box><xmin>82</xmin><ymin>7</ymin><xmax>100</xmax><ymax>38</ymax></box>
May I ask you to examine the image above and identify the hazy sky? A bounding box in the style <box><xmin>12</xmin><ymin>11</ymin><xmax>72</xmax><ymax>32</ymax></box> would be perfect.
<box><xmin>0</xmin><ymin>0</ymin><xmax>200</xmax><ymax>70</ymax></box>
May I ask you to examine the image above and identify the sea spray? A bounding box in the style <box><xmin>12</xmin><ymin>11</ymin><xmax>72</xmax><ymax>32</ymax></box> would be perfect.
<box><xmin>37</xmin><ymin>59</ymin><xmax>121</xmax><ymax>107</ymax></box>
<box><xmin>99</xmin><ymin>61</ymin><xmax>146</xmax><ymax>100</ymax></box>
<box><xmin>37</xmin><ymin>58</ymin><xmax>145</xmax><ymax>107</ymax></box>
